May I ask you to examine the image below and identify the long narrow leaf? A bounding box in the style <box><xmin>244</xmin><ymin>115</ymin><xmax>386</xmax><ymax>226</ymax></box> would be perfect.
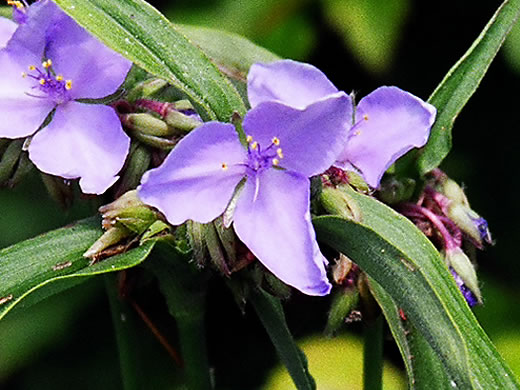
<box><xmin>417</xmin><ymin>0</ymin><xmax>520</xmax><ymax>173</ymax></box>
<box><xmin>53</xmin><ymin>0</ymin><xmax>246</xmax><ymax>121</ymax></box>
<box><xmin>0</xmin><ymin>217</ymin><xmax>155</xmax><ymax>320</ymax></box>
<box><xmin>313</xmin><ymin>187</ymin><xmax>519</xmax><ymax>389</ymax></box>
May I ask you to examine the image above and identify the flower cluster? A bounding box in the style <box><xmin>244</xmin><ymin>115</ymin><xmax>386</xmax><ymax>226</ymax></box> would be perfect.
<box><xmin>0</xmin><ymin>0</ymin><xmax>131</xmax><ymax>194</ymax></box>
<box><xmin>2</xmin><ymin>3</ymin><xmax>438</xmax><ymax>296</ymax></box>
<box><xmin>139</xmin><ymin>60</ymin><xmax>436</xmax><ymax>295</ymax></box>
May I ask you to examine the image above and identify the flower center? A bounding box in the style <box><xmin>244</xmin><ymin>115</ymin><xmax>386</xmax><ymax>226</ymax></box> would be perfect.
<box><xmin>245</xmin><ymin>135</ymin><xmax>284</xmax><ymax>176</ymax></box>
<box><xmin>22</xmin><ymin>58</ymin><xmax>73</xmax><ymax>105</ymax></box>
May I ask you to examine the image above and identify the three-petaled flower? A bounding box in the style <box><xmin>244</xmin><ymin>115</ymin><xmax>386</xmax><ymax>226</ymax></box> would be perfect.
<box><xmin>139</xmin><ymin>60</ymin><xmax>436</xmax><ymax>295</ymax></box>
<box><xmin>0</xmin><ymin>0</ymin><xmax>132</xmax><ymax>194</ymax></box>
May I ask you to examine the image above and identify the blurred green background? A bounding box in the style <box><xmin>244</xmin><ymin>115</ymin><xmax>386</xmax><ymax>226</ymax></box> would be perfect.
<box><xmin>2</xmin><ymin>0</ymin><xmax>520</xmax><ymax>388</ymax></box>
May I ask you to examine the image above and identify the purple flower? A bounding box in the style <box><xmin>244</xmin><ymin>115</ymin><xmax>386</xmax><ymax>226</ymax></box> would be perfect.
<box><xmin>0</xmin><ymin>0</ymin><xmax>132</xmax><ymax>194</ymax></box>
<box><xmin>139</xmin><ymin>64</ymin><xmax>353</xmax><ymax>295</ymax></box>
<box><xmin>249</xmin><ymin>60</ymin><xmax>436</xmax><ymax>188</ymax></box>
<box><xmin>0</xmin><ymin>16</ymin><xmax>16</xmax><ymax>48</ymax></box>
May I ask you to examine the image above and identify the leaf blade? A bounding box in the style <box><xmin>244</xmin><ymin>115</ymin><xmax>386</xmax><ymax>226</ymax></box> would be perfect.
<box><xmin>52</xmin><ymin>0</ymin><xmax>247</xmax><ymax>121</ymax></box>
<box><xmin>417</xmin><ymin>0</ymin><xmax>520</xmax><ymax>173</ymax></box>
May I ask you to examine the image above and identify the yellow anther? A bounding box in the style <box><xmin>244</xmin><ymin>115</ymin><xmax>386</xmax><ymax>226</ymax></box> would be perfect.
<box><xmin>65</xmin><ymin>80</ymin><xmax>73</xmax><ymax>90</ymax></box>
<box><xmin>363</xmin><ymin>114</ymin><xmax>369</xmax><ymax>121</ymax></box>
<box><xmin>39</xmin><ymin>78</ymin><xmax>46</xmax><ymax>85</ymax></box>
<box><xmin>7</xmin><ymin>1</ymin><xmax>24</xmax><ymax>9</ymax></box>
<box><xmin>221</xmin><ymin>163</ymin><xmax>228</xmax><ymax>171</ymax></box>
<box><xmin>276</xmin><ymin>148</ymin><xmax>284</xmax><ymax>159</ymax></box>
<box><xmin>42</xmin><ymin>59</ymin><xmax>52</xmax><ymax>68</ymax></box>
<box><xmin>246</xmin><ymin>135</ymin><xmax>253</xmax><ymax>143</ymax></box>
<box><xmin>21</xmin><ymin>72</ymin><xmax>27</xmax><ymax>78</ymax></box>
<box><xmin>28</xmin><ymin>65</ymin><xmax>36</xmax><ymax>71</ymax></box>
<box><xmin>272</xmin><ymin>158</ymin><xmax>279</xmax><ymax>166</ymax></box>
<box><xmin>56</xmin><ymin>75</ymin><xmax>64</xmax><ymax>81</ymax></box>
<box><xmin>251</xmin><ymin>141</ymin><xmax>258</xmax><ymax>150</ymax></box>
<box><xmin>354</xmin><ymin>130</ymin><xmax>361</xmax><ymax>136</ymax></box>
<box><xmin>272</xmin><ymin>137</ymin><xmax>280</xmax><ymax>146</ymax></box>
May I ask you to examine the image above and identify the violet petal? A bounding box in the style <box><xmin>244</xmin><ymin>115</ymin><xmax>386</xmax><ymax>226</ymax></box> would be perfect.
<box><xmin>29</xmin><ymin>101</ymin><xmax>130</xmax><ymax>194</ymax></box>
<box><xmin>0</xmin><ymin>17</ymin><xmax>17</xmax><ymax>48</ymax></box>
<box><xmin>138</xmin><ymin>122</ymin><xmax>248</xmax><ymax>225</ymax></box>
<box><xmin>242</xmin><ymin>95</ymin><xmax>351</xmax><ymax>178</ymax></box>
<box><xmin>248</xmin><ymin>60</ymin><xmax>340</xmax><ymax>109</ymax></box>
<box><xmin>0</xmin><ymin>49</ymin><xmax>55</xmax><ymax>138</ymax></box>
<box><xmin>335</xmin><ymin>86</ymin><xmax>436</xmax><ymax>188</ymax></box>
<box><xmin>44</xmin><ymin>16</ymin><xmax>132</xmax><ymax>100</ymax></box>
<box><xmin>233</xmin><ymin>169</ymin><xmax>331</xmax><ymax>296</ymax></box>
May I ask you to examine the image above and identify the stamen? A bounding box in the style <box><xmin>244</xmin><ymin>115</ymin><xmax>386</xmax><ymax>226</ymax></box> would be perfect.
<box><xmin>28</xmin><ymin>65</ymin><xmax>36</xmax><ymax>71</ymax></box>
<box><xmin>39</xmin><ymin>78</ymin><xmax>46</xmax><ymax>85</ymax></box>
<box><xmin>65</xmin><ymin>80</ymin><xmax>73</xmax><ymax>90</ymax></box>
<box><xmin>276</xmin><ymin>148</ymin><xmax>284</xmax><ymax>159</ymax></box>
<box><xmin>272</xmin><ymin>137</ymin><xmax>280</xmax><ymax>146</ymax></box>
<box><xmin>21</xmin><ymin>72</ymin><xmax>27</xmax><ymax>78</ymax></box>
<box><xmin>56</xmin><ymin>75</ymin><xmax>64</xmax><ymax>81</ymax></box>
<box><xmin>221</xmin><ymin>163</ymin><xmax>228</xmax><ymax>171</ymax></box>
<box><xmin>7</xmin><ymin>0</ymin><xmax>24</xmax><ymax>9</ymax></box>
<box><xmin>354</xmin><ymin>130</ymin><xmax>361</xmax><ymax>136</ymax></box>
<box><xmin>272</xmin><ymin>158</ymin><xmax>279</xmax><ymax>166</ymax></box>
<box><xmin>250</xmin><ymin>141</ymin><xmax>258</xmax><ymax>150</ymax></box>
<box><xmin>246</xmin><ymin>135</ymin><xmax>253</xmax><ymax>143</ymax></box>
<box><xmin>42</xmin><ymin>59</ymin><xmax>52</xmax><ymax>68</ymax></box>
<box><xmin>363</xmin><ymin>114</ymin><xmax>369</xmax><ymax>121</ymax></box>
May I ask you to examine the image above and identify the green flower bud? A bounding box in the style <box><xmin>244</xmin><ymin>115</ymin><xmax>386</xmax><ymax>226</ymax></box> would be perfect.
<box><xmin>447</xmin><ymin>203</ymin><xmax>492</xmax><ymax>247</ymax></box>
<box><xmin>325</xmin><ymin>286</ymin><xmax>360</xmax><ymax>336</ymax></box>
<box><xmin>122</xmin><ymin>113</ymin><xmax>173</xmax><ymax>137</ymax></box>
<box><xmin>320</xmin><ymin>186</ymin><xmax>362</xmax><ymax>221</ymax></box>
<box><xmin>0</xmin><ymin>139</ymin><xmax>24</xmax><ymax>187</ymax></box>
<box><xmin>377</xmin><ymin>176</ymin><xmax>416</xmax><ymax>205</ymax></box>
<box><xmin>439</xmin><ymin>177</ymin><xmax>469</xmax><ymax>207</ymax></box>
<box><xmin>115</xmin><ymin>142</ymin><xmax>152</xmax><ymax>198</ymax></box>
<box><xmin>445</xmin><ymin>247</ymin><xmax>482</xmax><ymax>304</ymax></box>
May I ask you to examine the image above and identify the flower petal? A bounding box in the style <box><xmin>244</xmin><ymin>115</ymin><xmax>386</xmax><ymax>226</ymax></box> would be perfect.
<box><xmin>29</xmin><ymin>101</ymin><xmax>130</xmax><ymax>194</ymax></box>
<box><xmin>139</xmin><ymin>122</ymin><xmax>247</xmax><ymax>225</ymax></box>
<box><xmin>248</xmin><ymin>60</ymin><xmax>340</xmax><ymax>109</ymax></box>
<box><xmin>0</xmin><ymin>17</ymin><xmax>17</xmax><ymax>48</ymax></box>
<box><xmin>234</xmin><ymin>169</ymin><xmax>331</xmax><ymax>296</ymax></box>
<box><xmin>0</xmin><ymin>49</ymin><xmax>55</xmax><ymax>138</ymax></box>
<box><xmin>243</xmin><ymin>94</ymin><xmax>352</xmax><ymax>177</ymax></box>
<box><xmin>44</xmin><ymin>15</ymin><xmax>132</xmax><ymax>100</ymax></box>
<box><xmin>336</xmin><ymin>86</ymin><xmax>436</xmax><ymax>188</ymax></box>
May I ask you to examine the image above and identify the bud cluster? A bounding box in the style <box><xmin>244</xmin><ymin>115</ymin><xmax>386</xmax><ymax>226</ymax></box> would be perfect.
<box><xmin>399</xmin><ymin>169</ymin><xmax>492</xmax><ymax>306</ymax></box>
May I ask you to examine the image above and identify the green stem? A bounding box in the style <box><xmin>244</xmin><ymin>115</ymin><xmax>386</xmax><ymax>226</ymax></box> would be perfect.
<box><xmin>249</xmin><ymin>288</ymin><xmax>315</xmax><ymax>390</ymax></box>
<box><xmin>363</xmin><ymin>315</ymin><xmax>384</xmax><ymax>390</ymax></box>
<box><xmin>104</xmin><ymin>274</ymin><xmax>142</xmax><ymax>390</ymax></box>
<box><xmin>146</xmin><ymin>243</ymin><xmax>212</xmax><ymax>390</ymax></box>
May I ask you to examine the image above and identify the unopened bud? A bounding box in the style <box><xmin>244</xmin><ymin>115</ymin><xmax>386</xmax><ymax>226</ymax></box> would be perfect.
<box><xmin>115</xmin><ymin>142</ymin><xmax>152</xmax><ymax>198</ymax></box>
<box><xmin>444</xmin><ymin>247</ymin><xmax>482</xmax><ymax>305</ymax></box>
<box><xmin>320</xmin><ymin>186</ymin><xmax>362</xmax><ymax>221</ymax></box>
<box><xmin>378</xmin><ymin>176</ymin><xmax>416</xmax><ymax>205</ymax></box>
<box><xmin>41</xmin><ymin>173</ymin><xmax>74</xmax><ymax>208</ymax></box>
<box><xmin>447</xmin><ymin>203</ymin><xmax>492</xmax><ymax>247</ymax></box>
<box><xmin>325</xmin><ymin>286</ymin><xmax>360</xmax><ymax>336</ymax></box>
<box><xmin>439</xmin><ymin>177</ymin><xmax>469</xmax><ymax>207</ymax></box>
<box><xmin>122</xmin><ymin>113</ymin><xmax>173</xmax><ymax>137</ymax></box>
<box><xmin>0</xmin><ymin>139</ymin><xmax>24</xmax><ymax>186</ymax></box>
<box><xmin>164</xmin><ymin>109</ymin><xmax>202</xmax><ymax>132</ymax></box>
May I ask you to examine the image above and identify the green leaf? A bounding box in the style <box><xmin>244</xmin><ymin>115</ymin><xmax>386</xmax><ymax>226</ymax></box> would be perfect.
<box><xmin>313</xmin><ymin>187</ymin><xmax>519</xmax><ymax>389</ymax></box>
<box><xmin>0</xmin><ymin>217</ymin><xmax>155</xmax><ymax>320</ymax></box>
<box><xmin>322</xmin><ymin>0</ymin><xmax>410</xmax><ymax>74</ymax></box>
<box><xmin>178</xmin><ymin>24</ymin><xmax>280</xmax><ymax>82</ymax></box>
<box><xmin>52</xmin><ymin>0</ymin><xmax>246</xmax><ymax>121</ymax></box>
<box><xmin>417</xmin><ymin>0</ymin><xmax>520</xmax><ymax>174</ymax></box>
<box><xmin>249</xmin><ymin>288</ymin><xmax>315</xmax><ymax>390</ymax></box>
<box><xmin>369</xmin><ymin>279</ymin><xmax>455</xmax><ymax>389</ymax></box>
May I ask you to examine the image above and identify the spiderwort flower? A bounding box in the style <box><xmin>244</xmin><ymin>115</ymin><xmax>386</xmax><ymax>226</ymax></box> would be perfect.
<box><xmin>249</xmin><ymin>60</ymin><xmax>437</xmax><ymax>188</ymax></box>
<box><xmin>0</xmin><ymin>0</ymin><xmax>132</xmax><ymax>194</ymax></box>
<box><xmin>139</xmin><ymin>66</ymin><xmax>353</xmax><ymax>295</ymax></box>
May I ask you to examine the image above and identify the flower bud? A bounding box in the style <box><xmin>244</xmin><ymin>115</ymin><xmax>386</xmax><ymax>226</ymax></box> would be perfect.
<box><xmin>447</xmin><ymin>203</ymin><xmax>492</xmax><ymax>247</ymax></box>
<box><xmin>439</xmin><ymin>177</ymin><xmax>469</xmax><ymax>207</ymax></box>
<box><xmin>325</xmin><ymin>286</ymin><xmax>360</xmax><ymax>336</ymax></box>
<box><xmin>41</xmin><ymin>173</ymin><xmax>74</xmax><ymax>209</ymax></box>
<box><xmin>319</xmin><ymin>186</ymin><xmax>362</xmax><ymax>221</ymax></box>
<box><xmin>115</xmin><ymin>142</ymin><xmax>152</xmax><ymax>198</ymax></box>
<box><xmin>378</xmin><ymin>176</ymin><xmax>416</xmax><ymax>205</ymax></box>
<box><xmin>121</xmin><ymin>113</ymin><xmax>173</xmax><ymax>137</ymax></box>
<box><xmin>85</xmin><ymin>190</ymin><xmax>168</xmax><ymax>259</ymax></box>
<box><xmin>164</xmin><ymin>108</ymin><xmax>202</xmax><ymax>133</ymax></box>
<box><xmin>0</xmin><ymin>139</ymin><xmax>24</xmax><ymax>186</ymax></box>
<box><xmin>444</xmin><ymin>247</ymin><xmax>481</xmax><ymax>305</ymax></box>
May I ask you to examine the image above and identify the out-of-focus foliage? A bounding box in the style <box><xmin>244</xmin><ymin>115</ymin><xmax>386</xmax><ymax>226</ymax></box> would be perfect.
<box><xmin>322</xmin><ymin>0</ymin><xmax>410</xmax><ymax>75</ymax></box>
<box><xmin>263</xmin><ymin>335</ymin><xmax>406</xmax><ymax>390</ymax></box>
